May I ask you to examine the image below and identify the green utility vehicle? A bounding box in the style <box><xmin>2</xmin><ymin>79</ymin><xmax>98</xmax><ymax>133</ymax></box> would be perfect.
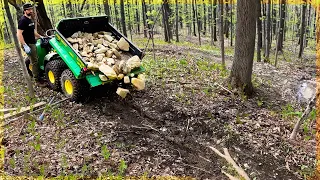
<box><xmin>25</xmin><ymin>16</ymin><xmax>145</xmax><ymax>101</ymax></box>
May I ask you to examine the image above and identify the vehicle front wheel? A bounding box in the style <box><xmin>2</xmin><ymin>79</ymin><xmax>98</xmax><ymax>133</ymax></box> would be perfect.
<box><xmin>45</xmin><ymin>59</ymin><xmax>67</xmax><ymax>91</ymax></box>
<box><xmin>60</xmin><ymin>69</ymin><xmax>89</xmax><ymax>102</ymax></box>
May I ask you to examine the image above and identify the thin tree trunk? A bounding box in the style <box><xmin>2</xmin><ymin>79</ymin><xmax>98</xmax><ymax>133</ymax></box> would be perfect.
<box><xmin>135</xmin><ymin>0</ymin><xmax>140</xmax><ymax>34</ymax></box>
<box><xmin>163</xmin><ymin>0</ymin><xmax>171</xmax><ymax>42</ymax></box>
<box><xmin>219</xmin><ymin>0</ymin><xmax>225</xmax><ymax>67</ymax></box>
<box><xmin>213</xmin><ymin>0</ymin><xmax>217</xmax><ymax>41</ymax></box>
<box><xmin>210</xmin><ymin>0</ymin><xmax>214</xmax><ymax>46</ymax></box>
<box><xmin>142</xmin><ymin>0</ymin><xmax>148</xmax><ymax>38</ymax></box>
<box><xmin>224</xmin><ymin>1</ymin><xmax>229</xmax><ymax>39</ymax></box>
<box><xmin>230</xmin><ymin>0</ymin><xmax>233</xmax><ymax>46</ymax></box>
<box><xmin>265</xmin><ymin>0</ymin><xmax>271</xmax><ymax>63</ymax></box>
<box><xmin>298</xmin><ymin>0</ymin><xmax>307</xmax><ymax>58</ymax></box>
<box><xmin>305</xmin><ymin>2</ymin><xmax>312</xmax><ymax>47</ymax></box>
<box><xmin>192</xmin><ymin>0</ymin><xmax>196</xmax><ymax>36</ymax></box>
<box><xmin>196</xmin><ymin>0</ymin><xmax>201</xmax><ymax>45</ymax></box>
<box><xmin>3</xmin><ymin>14</ymin><xmax>12</xmax><ymax>43</ymax></box>
<box><xmin>114</xmin><ymin>0</ymin><xmax>121</xmax><ymax>30</ymax></box>
<box><xmin>127</xmin><ymin>0</ymin><xmax>132</xmax><ymax>40</ymax></box>
<box><xmin>104</xmin><ymin>0</ymin><xmax>110</xmax><ymax>16</ymax></box>
<box><xmin>66</xmin><ymin>0</ymin><xmax>73</xmax><ymax>17</ymax></box>
<box><xmin>4</xmin><ymin>0</ymin><xmax>35</xmax><ymax>98</ymax></box>
<box><xmin>277</xmin><ymin>0</ymin><xmax>286</xmax><ymax>52</ymax></box>
<box><xmin>257</xmin><ymin>0</ymin><xmax>262</xmax><ymax>62</ymax></box>
<box><xmin>185</xmin><ymin>0</ymin><xmax>190</xmax><ymax>35</ymax></box>
<box><xmin>120</xmin><ymin>0</ymin><xmax>127</xmax><ymax>37</ymax></box>
<box><xmin>272</xmin><ymin>3</ymin><xmax>276</xmax><ymax>39</ymax></box>
<box><xmin>175</xmin><ymin>0</ymin><xmax>179</xmax><ymax>42</ymax></box>
<box><xmin>262</xmin><ymin>3</ymin><xmax>266</xmax><ymax>57</ymax></box>
<box><xmin>203</xmin><ymin>0</ymin><xmax>207</xmax><ymax>35</ymax></box>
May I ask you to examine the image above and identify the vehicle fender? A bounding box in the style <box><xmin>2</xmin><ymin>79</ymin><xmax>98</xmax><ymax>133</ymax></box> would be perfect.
<box><xmin>44</xmin><ymin>52</ymin><xmax>60</xmax><ymax>62</ymax></box>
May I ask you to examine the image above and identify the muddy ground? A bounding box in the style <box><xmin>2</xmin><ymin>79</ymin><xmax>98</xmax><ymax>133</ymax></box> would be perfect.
<box><xmin>1</xmin><ymin>36</ymin><xmax>317</xmax><ymax>180</ymax></box>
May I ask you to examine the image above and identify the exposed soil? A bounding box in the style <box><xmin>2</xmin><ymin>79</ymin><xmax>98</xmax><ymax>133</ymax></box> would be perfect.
<box><xmin>2</xmin><ymin>39</ymin><xmax>317</xmax><ymax>180</ymax></box>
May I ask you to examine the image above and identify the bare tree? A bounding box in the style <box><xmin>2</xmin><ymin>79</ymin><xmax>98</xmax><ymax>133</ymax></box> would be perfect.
<box><xmin>4</xmin><ymin>0</ymin><xmax>35</xmax><ymax>98</ymax></box>
<box><xmin>120</xmin><ymin>0</ymin><xmax>128</xmax><ymax>37</ymax></box>
<box><xmin>219</xmin><ymin>0</ymin><xmax>225</xmax><ymax>67</ymax></box>
<box><xmin>256</xmin><ymin>0</ymin><xmax>262</xmax><ymax>62</ymax></box>
<box><xmin>298</xmin><ymin>0</ymin><xmax>307</xmax><ymax>58</ymax></box>
<box><xmin>229</xmin><ymin>0</ymin><xmax>257</xmax><ymax>95</ymax></box>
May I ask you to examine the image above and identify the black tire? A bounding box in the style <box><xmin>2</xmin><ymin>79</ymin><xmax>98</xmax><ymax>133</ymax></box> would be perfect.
<box><xmin>45</xmin><ymin>59</ymin><xmax>67</xmax><ymax>91</ymax></box>
<box><xmin>25</xmin><ymin>58</ymin><xmax>33</xmax><ymax>77</ymax></box>
<box><xmin>60</xmin><ymin>69</ymin><xmax>89</xmax><ymax>102</ymax></box>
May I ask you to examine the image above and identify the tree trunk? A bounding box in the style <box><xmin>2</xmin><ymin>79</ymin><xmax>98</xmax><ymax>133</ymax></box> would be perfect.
<box><xmin>66</xmin><ymin>0</ymin><xmax>73</xmax><ymax>17</ymax></box>
<box><xmin>298</xmin><ymin>0</ymin><xmax>307</xmax><ymax>58</ymax></box>
<box><xmin>127</xmin><ymin>0</ymin><xmax>132</xmax><ymax>40</ymax></box>
<box><xmin>265</xmin><ymin>0</ymin><xmax>271</xmax><ymax>63</ymax></box>
<box><xmin>203</xmin><ymin>0</ymin><xmax>207</xmax><ymax>35</ymax></box>
<box><xmin>224</xmin><ymin>1</ymin><xmax>230</xmax><ymax>39</ymax></box>
<box><xmin>296</xmin><ymin>5</ymin><xmax>301</xmax><ymax>43</ymax></box>
<box><xmin>104</xmin><ymin>0</ymin><xmax>110</xmax><ymax>16</ymax></box>
<box><xmin>34</xmin><ymin>0</ymin><xmax>53</xmax><ymax>35</ymax></box>
<box><xmin>7</xmin><ymin>0</ymin><xmax>52</xmax><ymax>35</ymax></box>
<box><xmin>219</xmin><ymin>0</ymin><xmax>225</xmax><ymax>67</ymax></box>
<box><xmin>135</xmin><ymin>0</ymin><xmax>140</xmax><ymax>34</ymax></box>
<box><xmin>142</xmin><ymin>0</ymin><xmax>148</xmax><ymax>38</ymax></box>
<box><xmin>120</xmin><ymin>0</ymin><xmax>127</xmax><ymax>37</ymax></box>
<box><xmin>165</xmin><ymin>3</ymin><xmax>173</xmax><ymax>40</ymax></box>
<box><xmin>185</xmin><ymin>0</ymin><xmax>190</xmax><ymax>35</ymax></box>
<box><xmin>163</xmin><ymin>0</ymin><xmax>171</xmax><ymax>42</ymax></box>
<box><xmin>272</xmin><ymin>3</ymin><xmax>276</xmax><ymax>38</ymax></box>
<box><xmin>8</xmin><ymin>0</ymin><xmax>23</xmax><ymax>22</ymax></box>
<box><xmin>230</xmin><ymin>0</ymin><xmax>233</xmax><ymax>46</ymax></box>
<box><xmin>277</xmin><ymin>0</ymin><xmax>286</xmax><ymax>52</ymax></box>
<box><xmin>175</xmin><ymin>0</ymin><xmax>179</xmax><ymax>42</ymax></box>
<box><xmin>262</xmin><ymin>3</ymin><xmax>266</xmax><ymax>57</ymax></box>
<box><xmin>192</xmin><ymin>0</ymin><xmax>196</xmax><ymax>36</ymax></box>
<box><xmin>61</xmin><ymin>2</ymin><xmax>66</xmax><ymax>18</ymax></box>
<box><xmin>3</xmin><ymin>14</ymin><xmax>12</xmax><ymax>43</ymax></box>
<box><xmin>305</xmin><ymin>2</ymin><xmax>312</xmax><ymax>47</ymax></box>
<box><xmin>196</xmin><ymin>0</ymin><xmax>201</xmax><ymax>45</ymax></box>
<box><xmin>213</xmin><ymin>0</ymin><xmax>217</xmax><ymax>41</ymax></box>
<box><xmin>257</xmin><ymin>0</ymin><xmax>262</xmax><ymax>62</ymax></box>
<box><xmin>114</xmin><ymin>0</ymin><xmax>121</xmax><ymax>31</ymax></box>
<box><xmin>229</xmin><ymin>0</ymin><xmax>257</xmax><ymax>96</ymax></box>
<box><xmin>210</xmin><ymin>0</ymin><xmax>214</xmax><ymax>46</ymax></box>
<box><xmin>4</xmin><ymin>0</ymin><xmax>35</xmax><ymax>98</ymax></box>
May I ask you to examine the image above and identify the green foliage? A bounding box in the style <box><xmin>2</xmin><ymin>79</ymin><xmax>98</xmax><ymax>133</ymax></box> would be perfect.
<box><xmin>101</xmin><ymin>144</ymin><xmax>111</xmax><ymax>160</ymax></box>
<box><xmin>118</xmin><ymin>159</ymin><xmax>127</xmax><ymax>175</ymax></box>
<box><xmin>281</xmin><ymin>104</ymin><xmax>302</xmax><ymax>120</ymax></box>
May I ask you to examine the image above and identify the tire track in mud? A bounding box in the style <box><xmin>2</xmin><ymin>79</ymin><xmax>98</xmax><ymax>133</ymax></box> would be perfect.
<box><xmin>84</xmin><ymin>88</ymin><xmax>225</xmax><ymax>178</ymax></box>
<box><xmin>84</xmin><ymin>86</ymin><xmax>300</xmax><ymax>179</ymax></box>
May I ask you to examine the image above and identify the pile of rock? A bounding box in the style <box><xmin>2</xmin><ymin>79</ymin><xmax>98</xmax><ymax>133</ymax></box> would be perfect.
<box><xmin>67</xmin><ymin>31</ymin><xmax>145</xmax><ymax>98</ymax></box>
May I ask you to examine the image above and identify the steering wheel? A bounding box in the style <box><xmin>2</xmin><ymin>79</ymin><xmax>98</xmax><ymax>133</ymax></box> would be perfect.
<box><xmin>45</xmin><ymin>29</ymin><xmax>56</xmax><ymax>38</ymax></box>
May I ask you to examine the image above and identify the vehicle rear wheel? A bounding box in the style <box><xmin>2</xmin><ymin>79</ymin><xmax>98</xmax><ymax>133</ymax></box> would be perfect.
<box><xmin>45</xmin><ymin>59</ymin><xmax>67</xmax><ymax>91</ymax></box>
<box><xmin>60</xmin><ymin>69</ymin><xmax>89</xmax><ymax>102</ymax></box>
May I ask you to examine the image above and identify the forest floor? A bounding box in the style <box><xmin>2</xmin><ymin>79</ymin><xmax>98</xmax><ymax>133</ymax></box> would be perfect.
<box><xmin>1</xmin><ymin>35</ymin><xmax>318</xmax><ymax>180</ymax></box>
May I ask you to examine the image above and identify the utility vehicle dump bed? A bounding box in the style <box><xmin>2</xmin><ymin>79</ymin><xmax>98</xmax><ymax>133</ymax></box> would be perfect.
<box><xmin>49</xmin><ymin>15</ymin><xmax>145</xmax><ymax>87</ymax></box>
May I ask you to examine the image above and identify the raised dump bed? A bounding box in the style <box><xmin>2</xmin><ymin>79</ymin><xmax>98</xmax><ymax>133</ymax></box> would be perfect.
<box><xmin>28</xmin><ymin>16</ymin><xmax>146</xmax><ymax>101</ymax></box>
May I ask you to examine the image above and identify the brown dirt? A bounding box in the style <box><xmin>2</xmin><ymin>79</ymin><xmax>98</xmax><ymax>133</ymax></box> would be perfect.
<box><xmin>2</xmin><ymin>40</ymin><xmax>316</xmax><ymax>179</ymax></box>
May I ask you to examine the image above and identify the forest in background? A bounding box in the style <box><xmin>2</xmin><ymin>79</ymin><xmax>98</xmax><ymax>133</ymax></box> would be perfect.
<box><xmin>0</xmin><ymin>0</ymin><xmax>318</xmax><ymax>63</ymax></box>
